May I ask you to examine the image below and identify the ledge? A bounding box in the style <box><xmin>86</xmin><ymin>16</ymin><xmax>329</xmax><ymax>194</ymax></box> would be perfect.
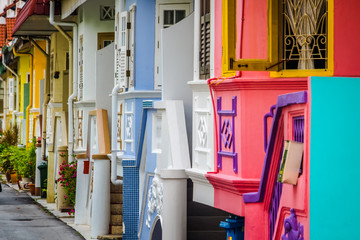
<box><xmin>117</xmin><ymin>90</ymin><xmax>161</xmax><ymax>100</ymax></box>
<box><xmin>74</xmin><ymin>100</ymin><xmax>96</xmax><ymax>108</ymax></box>
<box><xmin>205</xmin><ymin>173</ymin><xmax>260</xmax><ymax>196</ymax></box>
<box><xmin>159</xmin><ymin>169</ymin><xmax>188</xmax><ymax>179</ymax></box>
<box><xmin>92</xmin><ymin>153</ymin><xmax>110</xmax><ymax>160</ymax></box>
<box><xmin>75</xmin><ymin>153</ymin><xmax>87</xmax><ymax>159</ymax></box>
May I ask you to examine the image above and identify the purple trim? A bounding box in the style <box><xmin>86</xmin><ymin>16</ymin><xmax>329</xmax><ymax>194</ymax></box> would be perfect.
<box><xmin>217</xmin><ymin>96</ymin><xmax>238</xmax><ymax>173</ymax></box>
<box><xmin>243</xmin><ymin>91</ymin><xmax>307</xmax><ymax>203</ymax></box>
<box><xmin>269</xmin><ymin>145</ymin><xmax>284</xmax><ymax>240</ymax></box>
<box><xmin>281</xmin><ymin>208</ymin><xmax>304</xmax><ymax>240</ymax></box>
<box><xmin>264</xmin><ymin>105</ymin><xmax>277</xmax><ymax>152</ymax></box>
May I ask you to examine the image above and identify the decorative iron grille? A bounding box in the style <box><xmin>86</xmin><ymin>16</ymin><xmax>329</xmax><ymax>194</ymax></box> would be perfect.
<box><xmin>293</xmin><ymin>116</ymin><xmax>304</xmax><ymax>143</ymax></box>
<box><xmin>282</xmin><ymin>0</ymin><xmax>328</xmax><ymax>70</ymax></box>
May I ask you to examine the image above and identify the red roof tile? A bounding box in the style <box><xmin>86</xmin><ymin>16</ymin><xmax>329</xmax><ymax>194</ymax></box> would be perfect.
<box><xmin>6</xmin><ymin>18</ymin><xmax>16</xmax><ymax>41</ymax></box>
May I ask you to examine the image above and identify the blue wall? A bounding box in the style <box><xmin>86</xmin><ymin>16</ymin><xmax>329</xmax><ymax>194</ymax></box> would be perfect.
<box><xmin>133</xmin><ymin>0</ymin><xmax>155</xmax><ymax>90</ymax></box>
<box><xmin>310</xmin><ymin>76</ymin><xmax>360</xmax><ymax>239</ymax></box>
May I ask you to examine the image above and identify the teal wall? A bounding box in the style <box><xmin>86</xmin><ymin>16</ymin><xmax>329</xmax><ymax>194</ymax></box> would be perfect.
<box><xmin>310</xmin><ymin>76</ymin><xmax>360</xmax><ymax>239</ymax></box>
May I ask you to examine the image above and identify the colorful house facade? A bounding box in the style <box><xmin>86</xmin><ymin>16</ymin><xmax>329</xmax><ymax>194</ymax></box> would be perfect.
<box><xmin>1</xmin><ymin>0</ymin><xmax>360</xmax><ymax>240</ymax></box>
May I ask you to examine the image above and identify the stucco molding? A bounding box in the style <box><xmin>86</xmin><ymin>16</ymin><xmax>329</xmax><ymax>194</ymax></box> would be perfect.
<box><xmin>211</xmin><ymin>79</ymin><xmax>308</xmax><ymax>91</ymax></box>
<box><xmin>146</xmin><ymin>175</ymin><xmax>163</xmax><ymax>228</ymax></box>
<box><xmin>206</xmin><ymin>173</ymin><xmax>260</xmax><ymax>195</ymax></box>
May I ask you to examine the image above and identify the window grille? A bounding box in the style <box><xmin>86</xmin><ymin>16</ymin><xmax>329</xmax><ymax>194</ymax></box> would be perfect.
<box><xmin>100</xmin><ymin>6</ymin><xmax>115</xmax><ymax>20</ymax></box>
<box><xmin>293</xmin><ymin>116</ymin><xmax>304</xmax><ymax>143</ymax></box>
<box><xmin>200</xmin><ymin>0</ymin><xmax>211</xmax><ymax>79</ymax></box>
<box><xmin>282</xmin><ymin>0</ymin><xmax>328</xmax><ymax>70</ymax></box>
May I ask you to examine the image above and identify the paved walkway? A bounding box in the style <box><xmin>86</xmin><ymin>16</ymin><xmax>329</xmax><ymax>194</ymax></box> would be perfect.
<box><xmin>0</xmin><ymin>183</ymin><xmax>85</xmax><ymax>240</ymax></box>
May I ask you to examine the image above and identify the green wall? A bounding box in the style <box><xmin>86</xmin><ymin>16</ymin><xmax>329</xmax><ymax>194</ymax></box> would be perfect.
<box><xmin>310</xmin><ymin>76</ymin><xmax>360</xmax><ymax>239</ymax></box>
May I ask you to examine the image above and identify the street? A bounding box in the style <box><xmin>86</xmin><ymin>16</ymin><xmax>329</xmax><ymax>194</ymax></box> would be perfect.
<box><xmin>0</xmin><ymin>184</ymin><xmax>84</xmax><ymax>240</ymax></box>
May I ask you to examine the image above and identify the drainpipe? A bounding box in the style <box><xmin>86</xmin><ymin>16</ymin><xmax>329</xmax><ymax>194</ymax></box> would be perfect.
<box><xmin>2</xmin><ymin>53</ymin><xmax>20</xmax><ymax>131</ymax></box>
<box><xmin>49</xmin><ymin>0</ymin><xmax>78</xmax><ymax>162</ymax></box>
<box><xmin>0</xmin><ymin>76</ymin><xmax>5</xmax><ymax>131</ymax></box>
<box><xmin>13</xmin><ymin>47</ymin><xmax>33</xmax><ymax>147</ymax></box>
<box><xmin>111</xmin><ymin>85</ymin><xmax>123</xmax><ymax>185</ymax></box>
<box><xmin>29</xmin><ymin>38</ymin><xmax>50</xmax><ymax>160</ymax></box>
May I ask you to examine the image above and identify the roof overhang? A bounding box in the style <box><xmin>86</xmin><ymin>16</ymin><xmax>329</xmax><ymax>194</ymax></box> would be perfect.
<box><xmin>61</xmin><ymin>0</ymin><xmax>86</xmax><ymax>19</ymax></box>
<box><xmin>12</xmin><ymin>0</ymin><xmax>72</xmax><ymax>37</ymax></box>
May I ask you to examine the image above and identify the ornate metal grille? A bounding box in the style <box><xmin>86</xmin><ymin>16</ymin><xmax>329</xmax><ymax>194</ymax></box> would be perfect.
<box><xmin>293</xmin><ymin>116</ymin><xmax>304</xmax><ymax>143</ymax></box>
<box><xmin>282</xmin><ymin>0</ymin><xmax>328</xmax><ymax>70</ymax></box>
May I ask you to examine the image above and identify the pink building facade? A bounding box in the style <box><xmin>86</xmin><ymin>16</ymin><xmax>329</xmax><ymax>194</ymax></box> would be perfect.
<box><xmin>188</xmin><ymin>0</ymin><xmax>360</xmax><ymax>239</ymax></box>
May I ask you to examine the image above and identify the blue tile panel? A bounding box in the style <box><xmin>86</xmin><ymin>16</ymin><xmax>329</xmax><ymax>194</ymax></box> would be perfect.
<box><xmin>123</xmin><ymin>166</ymin><xmax>139</xmax><ymax>240</ymax></box>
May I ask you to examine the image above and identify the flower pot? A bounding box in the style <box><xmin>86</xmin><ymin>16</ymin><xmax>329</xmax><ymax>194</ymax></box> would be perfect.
<box><xmin>28</xmin><ymin>183</ymin><xmax>35</xmax><ymax>195</ymax></box>
<box><xmin>10</xmin><ymin>173</ymin><xmax>17</xmax><ymax>184</ymax></box>
<box><xmin>83</xmin><ymin>160</ymin><xmax>90</xmax><ymax>174</ymax></box>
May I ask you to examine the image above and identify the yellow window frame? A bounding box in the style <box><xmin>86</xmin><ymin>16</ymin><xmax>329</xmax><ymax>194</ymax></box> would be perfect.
<box><xmin>225</xmin><ymin>0</ymin><xmax>334</xmax><ymax>77</ymax></box>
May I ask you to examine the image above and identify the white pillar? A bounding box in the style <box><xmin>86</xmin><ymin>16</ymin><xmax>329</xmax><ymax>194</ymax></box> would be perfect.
<box><xmin>74</xmin><ymin>154</ymin><xmax>91</xmax><ymax>225</ymax></box>
<box><xmin>159</xmin><ymin>169</ymin><xmax>188</xmax><ymax>240</ymax></box>
<box><xmin>91</xmin><ymin>155</ymin><xmax>110</xmax><ymax>238</ymax></box>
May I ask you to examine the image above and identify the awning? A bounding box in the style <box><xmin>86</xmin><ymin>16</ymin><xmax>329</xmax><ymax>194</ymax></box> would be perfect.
<box><xmin>61</xmin><ymin>0</ymin><xmax>87</xmax><ymax>19</ymax></box>
<box><xmin>12</xmin><ymin>0</ymin><xmax>71</xmax><ymax>37</ymax></box>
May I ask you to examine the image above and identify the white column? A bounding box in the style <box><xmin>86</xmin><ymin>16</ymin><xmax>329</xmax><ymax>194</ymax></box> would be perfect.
<box><xmin>159</xmin><ymin>169</ymin><xmax>188</xmax><ymax>240</ymax></box>
<box><xmin>74</xmin><ymin>155</ymin><xmax>91</xmax><ymax>225</ymax></box>
<box><xmin>91</xmin><ymin>156</ymin><xmax>110</xmax><ymax>238</ymax></box>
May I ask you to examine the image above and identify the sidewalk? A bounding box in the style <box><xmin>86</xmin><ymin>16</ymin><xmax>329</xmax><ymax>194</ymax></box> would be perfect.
<box><xmin>3</xmin><ymin>181</ymin><xmax>92</xmax><ymax>240</ymax></box>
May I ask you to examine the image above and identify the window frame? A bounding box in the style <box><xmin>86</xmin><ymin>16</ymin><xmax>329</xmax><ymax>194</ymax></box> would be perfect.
<box><xmin>225</xmin><ymin>0</ymin><xmax>334</xmax><ymax>77</ymax></box>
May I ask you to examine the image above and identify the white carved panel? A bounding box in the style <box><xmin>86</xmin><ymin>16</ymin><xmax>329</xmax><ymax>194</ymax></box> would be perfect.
<box><xmin>76</xmin><ymin>110</ymin><xmax>84</xmax><ymax>149</ymax></box>
<box><xmin>124</xmin><ymin>101</ymin><xmax>134</xmax><ymax>152</ymax></box>
<box><xmin>152</xmin><ymin>113</ymin><xmax>162</xmax><ymax>154</ymax></box>
<box><xmin>193</xmin><ymin>93</ymin><xmax>213</xmax><ymax>171</ymax></box>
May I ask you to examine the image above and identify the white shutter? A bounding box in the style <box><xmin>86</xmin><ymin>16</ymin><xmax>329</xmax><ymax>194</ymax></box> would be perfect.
<box><xmin>119</xmin><ymin>11</ymin><xmax>129</xmax><ymax>88</ymax></box>
<box><xmin>8</xmin><ymin>78</ymin><xmax>14</xmax><ymax>111</ymax></box>
<box><xmin>128</xmin><ymin>5</ymin><xmax>136</xmax><ymax>88</ymax></box>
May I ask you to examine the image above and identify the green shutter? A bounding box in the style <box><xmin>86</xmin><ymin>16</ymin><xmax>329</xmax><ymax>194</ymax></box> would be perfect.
<box><xmin>23</xmin><ymin>83</ymin><xmax>29</xmax><ymax>119</ymax></box>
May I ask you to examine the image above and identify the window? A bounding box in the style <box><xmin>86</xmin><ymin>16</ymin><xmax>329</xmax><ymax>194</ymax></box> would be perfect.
<box><xmin>100</xmin><ymin>6</ymin><xmax>115</xmax><ymax>20</ymax></box>
<box><xmin>97</xmin><ymin>32</ymin><xmax>114</xmax><ymax>50</ymax></box>
<box><xmin>154</xmin><ymin>3</ymin><xmax>190</xmax><ymax>89</ymax></box>
<box><xmin>116</xmin><ymin>5</ymin><xmax>135</xmax><ymax>89</ymax></box>
<box><xmin>199</xmin><ymin>0</ymin><xmax>211</xmax><ymax>79</ymax></box>
<box><xmin>225</xmin><ymin>0</ymin><xmax>333</xmax><ymax>77</ymax></box>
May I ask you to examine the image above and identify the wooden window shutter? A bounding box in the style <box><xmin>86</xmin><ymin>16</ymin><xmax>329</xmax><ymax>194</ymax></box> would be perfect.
<box><xmin>128</xmin><ymin>5</ymin><xmax>136</xmax><ymax>88</ymax></box>
<box><xmin>200</xmin><ymin>0</ymin><xmax>211</xmax><ymax>79</ymax></box>
<box><xmin>8</xmin><ymin>78</ymin><xmax>14</xmax><ymax>111</ymax></box>
<box><xmin>119</xmin><ymin>11</ymin><xmax>129</xmax><ymax>88</ymax></box>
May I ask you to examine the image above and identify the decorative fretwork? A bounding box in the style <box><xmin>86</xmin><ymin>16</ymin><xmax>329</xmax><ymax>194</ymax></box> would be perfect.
<box><xmin>100</xmin><ymin>6</ymin><xmax>115</xmax><ymax>20</ymax></box>
<box><xmin>117</xmin><ymin>104</ymin><xmax>123</xmax><ymax>150</ymax></box>
<box><xmin>217</xmin><ymin>96</ymin><xmax>238</xmax><ymax>173</ymax></box>
<box><xmin>282</xmin><ymin>0</ymin><xmax>328</xmax><ymax>70</ymax></box>
<box><xmin>281</xmin><ymin>208</ymin><xmax>304</xmax><ymax>240</ymax></box>
<box><xmin>197</xmin><ymin>115</ymin><xmax>207</xmax><ymax>148</ymax></box>
<box><xmin>269</xmin><ymin>145</ymin><xmax>284</xmax><ymax>240</ymax></box>
<box><xmin>76</xmin><ymin>110</ymin><xmax>83</xmax><ymax>148</ymax></box>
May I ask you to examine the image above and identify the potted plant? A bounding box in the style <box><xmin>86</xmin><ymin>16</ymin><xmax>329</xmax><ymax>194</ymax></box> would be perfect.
<box><xmin>56</xmin><ymin>158</ymin><xmax>77</xmax><ymax>215</ymax></box>
<box><xmin>0</xmin><ymin>125</ymin><xmax>19</xmax><ymax>183</ymax></box>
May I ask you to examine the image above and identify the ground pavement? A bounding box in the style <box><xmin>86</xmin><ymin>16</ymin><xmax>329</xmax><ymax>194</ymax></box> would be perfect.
<box><xmin>0</xmin><ymin>184</ymin><xmax>85</xmax><ymax>240</ymax></box>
